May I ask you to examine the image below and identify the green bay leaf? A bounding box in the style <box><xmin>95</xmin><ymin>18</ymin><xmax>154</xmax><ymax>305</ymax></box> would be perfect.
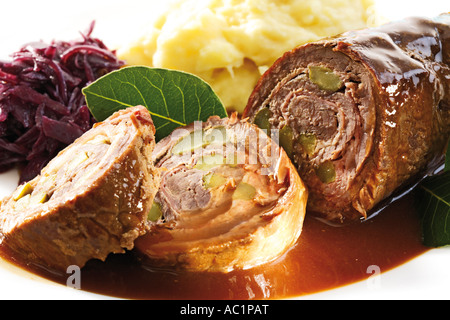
<box><xmin>416</xmin><ymin>170</ymin><xmax>450</xmax><ymax>247</ymax></box>
<box><xmin>82</xmin><ymin>66</ymin><xmax>227</xmax><ymax>141</ymax></box>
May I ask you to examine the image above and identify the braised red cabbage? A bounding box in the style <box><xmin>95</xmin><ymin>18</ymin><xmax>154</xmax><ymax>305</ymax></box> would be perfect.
<box><xmin>0</xmin><ymin>22</ymin><xmax>124</xmax><ymax>183</ymax></box>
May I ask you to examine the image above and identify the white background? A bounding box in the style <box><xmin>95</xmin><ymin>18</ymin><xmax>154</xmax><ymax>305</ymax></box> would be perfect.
<box><xmin>0</xmin><ymin>0</ymin><xmax>449</xmax><ymax>300</ymax></box>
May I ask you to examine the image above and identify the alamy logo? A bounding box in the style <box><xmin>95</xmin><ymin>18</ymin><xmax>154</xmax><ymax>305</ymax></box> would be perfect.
<box><xmin>366</xmin><ymin>265</ymin><xmax>381</xmax><ymax>290</ymax></box>
<box><xmin>66</xmin><ymin>265</ymin><xmax>81</xmax><ymax>290</ymax></box>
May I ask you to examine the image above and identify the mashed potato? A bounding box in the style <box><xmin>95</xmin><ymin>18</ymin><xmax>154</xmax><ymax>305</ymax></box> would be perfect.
<box><xmin>119</xmin><ymin>0</ymin><xmax>377</xmax><ymax>113</ymax></box>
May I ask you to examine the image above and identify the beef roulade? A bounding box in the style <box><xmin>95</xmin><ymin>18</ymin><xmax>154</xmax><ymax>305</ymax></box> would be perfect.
<box><xmin>0</xmin><ymin>106</ymin><xmax>160</xmax><ymax>271</ymax></box>
<box><xmin>135</xmin><ymin>113</ymin><xmax>308</xmax><ymax>272</ymax></box>
<box><xmin>243</xmin><ymin>14</ymin><xmax>450</xmax><ymax>224</ymax></box>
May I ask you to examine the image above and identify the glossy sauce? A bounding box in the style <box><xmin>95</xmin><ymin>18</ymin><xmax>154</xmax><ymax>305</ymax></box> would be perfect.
<box><xmin>1</xmin><ymin>191</ymin><xmax>428</xmax><ymax>300</ymax></box>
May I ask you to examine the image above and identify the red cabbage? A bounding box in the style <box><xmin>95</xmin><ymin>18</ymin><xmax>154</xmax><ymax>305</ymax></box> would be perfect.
<box><xmin>0</xmin><ymin>21</ymin><xmax>124</xmax><ymax>184</ymax></box>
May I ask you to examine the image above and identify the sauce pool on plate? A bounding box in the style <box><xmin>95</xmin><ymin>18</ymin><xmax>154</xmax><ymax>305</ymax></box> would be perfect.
<box><xmin>0</xmin><ymin>191</ymin><xmax>427</xmax><ymax>299</ymax></box>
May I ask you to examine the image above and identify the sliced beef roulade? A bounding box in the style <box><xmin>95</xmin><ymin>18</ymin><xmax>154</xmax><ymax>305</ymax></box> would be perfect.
<box><xmin>135</xmin><ymin>114</ymin><xmax>308</xmax><ymax>273</ymax></box>
<box><xmin>0</xmin><ymin>106</ymin><xmax>160</xmax><ymax>271</ymax></box>
<box><xmin>243</xmin><ymin>14</ymin><xmax>450</xmax><ymax>224</ymax></box>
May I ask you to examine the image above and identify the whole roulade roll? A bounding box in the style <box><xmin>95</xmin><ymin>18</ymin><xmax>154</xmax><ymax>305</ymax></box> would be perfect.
<box><xmin>243</xmin><ymin>14</ymin><xmax>450</xmax><ymax>224</ymax></box>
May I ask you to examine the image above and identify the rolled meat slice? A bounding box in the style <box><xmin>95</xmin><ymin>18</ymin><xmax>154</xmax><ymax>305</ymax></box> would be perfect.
<box><xmin>0</xmin><ymin>106</ymin><xmax>160</xmax><ymax>271</ymax></box>
<box><xmin>243</xmin><ymin>14</ymin><xmax>450</xmax><ymax>224</ymax></box>
<box><xmin>135</xmin><ymin>113</ymin><xmax>308</xmax><ymax>272</ymax></box>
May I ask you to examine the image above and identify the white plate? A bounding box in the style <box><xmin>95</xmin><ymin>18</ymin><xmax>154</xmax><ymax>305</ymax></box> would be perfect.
<box><xmin>0</xmin><ymin>0</ymin><xmax>448</xmax><ymax>300</ymax></box>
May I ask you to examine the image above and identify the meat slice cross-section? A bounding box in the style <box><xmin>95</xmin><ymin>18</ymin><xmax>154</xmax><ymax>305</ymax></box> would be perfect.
<box><xmin>0</xmin><ymin>105</ymin><xmax>160</xmax><ymax>272</ymax></box>
<box><xmin>135</xmin><ymin>113</ymin><xmax>308</xmax><ymax>273</ymax></box>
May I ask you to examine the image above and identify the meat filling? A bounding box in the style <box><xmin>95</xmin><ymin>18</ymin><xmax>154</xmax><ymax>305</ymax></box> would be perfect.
<box><xmin>254</xmin><ymin>46</ymin><xmax>376</xmax><ymax>221</ymax></box>
<box><xmin>135</xmin><ymin>114</ymin><xmax>308</xmax><ymax>272</ymax></box>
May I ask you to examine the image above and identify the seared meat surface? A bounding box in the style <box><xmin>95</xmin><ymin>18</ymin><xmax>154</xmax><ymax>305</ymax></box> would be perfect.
<box><xmin>0</xmin><ymin>106</ymin><xmax>159</xmax><ymax>271</ymax></box>
<box><xmin>244</xmin><ymin>14</ymin><xmax>450</xmax><ymax>223</ymax></box>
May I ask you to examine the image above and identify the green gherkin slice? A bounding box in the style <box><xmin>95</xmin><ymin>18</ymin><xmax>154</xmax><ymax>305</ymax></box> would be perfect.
<box><xmin>203</xmin><ymin>173</ymin><xmax>228</xmax><ymax>189</ymax></box>
<box><xmin>14</xmin><ymin>194</ymin><xmax>31</xmax><ymax>211</ymax></box>
<box><xmin>195</xmin><ymin>154</ymin><xmax>226</xmax><ymax>171</ymax></box>
<box><xmin>148</xmin><ymin>202</ymin><xmax>163</xmax><ymax>222</ymax></box>
<box><xmin>309</xmin><ymin>66</ymin><xmax>344</xmax><ymax>92</ymax></box>
<box><xmin>172</xmin><ymin>127</ymin><xmax>228</xmax><ymax>155</ymax></box>
<box><xmin>316</xmin><ymin>161</ymin><xmax>336</xmax><ymax>184</ymax></box>
<box><xmin>232</xmin><ymin>182</ymin><xmax>256</xmax><ymax>201</ymax></box>
<box><xmin>298</xmin><ymin>133</ymin><xmax>317</xmax><ymax>157</ymax></box>
<box><xmin>67</xmin><ymin>152</ymin><xmax>89</xmax><ymax>171</ymax></box>
<box><xmin>172</xmin><ymin>131</ymin><xmax>207</xmax><ymax>155</ymax></box>
<box><xmin>253</xmin><ymin>107</ymin><xmax>272</xmax><ymax>136</ymax></box>
<box><xmin>279</xmin><ymin>125</ymin><xmax>294</xmax><ymax>159</ymax></box>
<box><xmin>31</xmin><ymin>192</ymin><xmax>49</xmax><ymax>204</ymax></box>
<box><xmin>13</xmin><ymin>183</ymin><xmax>33</xmax><ymax>201</ymax></box>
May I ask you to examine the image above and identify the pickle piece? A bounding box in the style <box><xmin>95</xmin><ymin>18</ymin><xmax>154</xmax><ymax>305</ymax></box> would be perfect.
<box><xmin>31</xmin><ymin>192</ymin><xmax>49</xmax><ymax>204</ymax></box>
<box><xmin>316</xmin><ymin>161</ymin><xmax>336</xmax><ymax>184</ymax></box>
<box><xmin>172</xmin><ymin>127</ymin><xmax>228</xmax><ymax>155</ymax></box>
<box><xmin>68</xmin><ymin>151</ymin><xmax>89</xmax><ymax>171</ymax></box>
<box><xmin>148</xmin><ymin>202</ymin><xmax>163</xmax><ymax>222</ymax></box>
<box><xmin>195</xmin><ymin>152</ymin><xmax>241</xmax><ymax>171</ymax></box>
<box><xmin>253</xmin><ymin>107</ymin><xmax>272</xmax><ymax>136</ymax></box>
<box><xmin>298</xmin><ymin>133</ymin><xmax>317</xmax><ymax>156</ymax></box>
<box><xmin>225</xmin><ymin>152</ymin><xmax>240</xmax><ymax>167</ymax></box>
<box><xmin>87</xmin><ymin>135</ymin><xmax>111</xmax><ymax>145</ymax></box>
<box><xmin>13</xmin><ymin>182</ymin><xmax>33</xmax><ymax>201</ymax></box>
<box><xmin>232</xmin><ymin>182</ymin><xmax>256</xmax><ymax>201</ymax></box>
<box><xmin>13</xmin><ymin>182</ymin><xmax>49</xmax><ymax>206</ymax></box>
<box><xmin>14</xmin><ymin>194</ymin><xmax>31</xmax><ymax>211</ymax></box>
<box><xmin>309</xmin><ymin>66</ymin><xmax>344</xmax><ymax>92</ymax></box>
<box><xmin>279</xmin><ymin>125</ymin><xmax>294</xmax><ymax>159</ymax></box>
<box><xmin>203</xmin><ymin>173</ymin><xmax>228</xmax><ymax>189</ymax></box>
<box><xmin>172</xmin><ymin>130</ymin><xmax>206</xmax><ymax>155</ymax></box>
<box><xmin>195</xmin><ymin>154</ymin><xmax>226</xmax><ymax>171</ymax></box>
<box><xmin>203</xmin><ymin>126</ymin><xmax>227</xmax><ymax>146</ymax></box>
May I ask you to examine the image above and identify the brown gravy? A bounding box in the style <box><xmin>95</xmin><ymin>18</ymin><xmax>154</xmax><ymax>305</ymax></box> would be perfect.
<box><xmin>0</xmin><ymin>191</ymin><xmax>428</xmax><ymax>300</ymax></box>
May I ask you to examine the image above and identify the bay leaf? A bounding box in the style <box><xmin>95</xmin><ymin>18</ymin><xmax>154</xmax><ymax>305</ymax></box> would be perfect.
<box><xmin>82</xmin><ymin>66</ymin><xmax>227</xmax><ymax>141</ymax></box>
